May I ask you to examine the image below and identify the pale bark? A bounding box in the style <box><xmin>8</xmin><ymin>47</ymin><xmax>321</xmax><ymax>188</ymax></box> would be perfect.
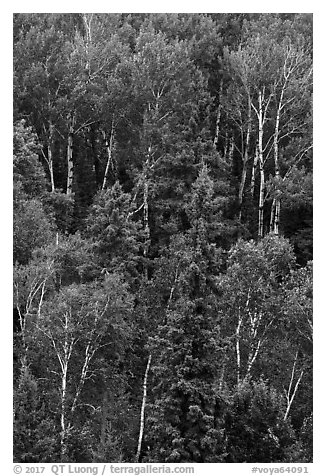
<box><xmin>245</xmin><ymin>338</ymin><xmax>262</xmax><ymax>381</ymax></box>
<box><xmin>66</xmin><ymin>116</ymin><xmax>98</xmax><ymax>195</ymax></box>
<box><xmin>284</xmin><ymin>351</ymin><xmax>304</xmax><ymax>421</ymax></box>
<box><xmin>270</xmin><ymin>78</ymin><xmax>286</xmax><ymax>234</ymax></box>
<box><xmin>60</xmin><ymin>360</ymin><xmax>69</xmax><ymax>461</ymax></box>
<box><xmin>57</xmin><ymin>310</ymin><xmax>75</xmax><ymax>461</ymax></box>
<box><xmin>42</xmin><ymin>55</ymin><xmax>61</xmax><ymax>192</ymax></box>
<box><xmin>270</xmin><ymin>47</ymin><xmax>299</xmax><ymax>234</ymax></box>
<box><xmin>135</xmin><ymin>354</ymin><xmax>152</xmax><ymax>462</ymax></box>
<box><xmin>228</xmin><ymin>135</ymin><xmax>235</xmax><ymax>163</ymax></box>
<box><xmin>167</xmin><ymin>266</ymin><xmax>179</xmax><ymax>309</ymax></box>
<box><xmin>41</xmin><ymin>121</ymin><xmax>55</xmax><ymax>192</ymax></box>
<box><xmin>37</xmin><ymin>281</ymin><xmax>46</xmax><ymax>320</ymax></box>
<box><xmin>70</xmin><ymin>341</ymin><xmax>95</xmax><ymax>414</ymax></box>
<box><xmin>235</xmin><ymin>287</ymin><xmax>274</xmax><ymax>385</ymax></box>
<box><xmin>71</xmin><ymin>298</ymin><xmax>110</xmax><ymax>414</ymax></box>
<box><xmin>14</xmin><ymin>261</ymin><xmax>55</xmax><ymax>351</ymax></box>
<box><xmin>143</xmin><ymin>147</ymin><xmax>151</xmax><ymax>280</ymax></box>
<box><xmin>244</xmin><ymin>310</ymin><xmax>274</xmax><ymax>382</ymax></box>
<box><xmin>250</xmin><ymin>145</ymin><xmax>259</xmax><ymax>197</ymax></box>
<box><xmin>223</xmin><ymin>131</ymin><xmax>229</xmax><ymax>158</ymax></box>
<box><xmin>38</xmin><ymin>298</ymin><xmax>110</xmax><ymax>461</ymax></box>
<box><xmin>257</xmin><ymin>90</ymin><xmax>265</xmax><ymax>239</ymax></box>
<box><xmin>213</xmin><ymin>80</ymin><xmax>223</xmax><ymax>147</ymax></box>
<box><xmin>236</xmin><ymin>310</ymin><xmax>242</xmax><ymax>386</ymax></box>
<box><xmin>236</xmin><ymin>290</ymin><xmax>252</xmax><ymax>384</ymax></box>
<box><xmin>48</xmin><ymin>122</ymin><xmax>55</xmax><ymax>192</ymax></box>
<box><xmin>250</xmin><ymin>85</ymin><xmax>273</xmax><ymax>239</ymax></box>
<box><xmin>66</xmin><ymin>115</ymin><xmax>75</xmax><ymax>196</ymax></box>
<box><xmin>102</xmin><ymin>120</ymin><xmax>115</xmax><ymax>190</ymax></box>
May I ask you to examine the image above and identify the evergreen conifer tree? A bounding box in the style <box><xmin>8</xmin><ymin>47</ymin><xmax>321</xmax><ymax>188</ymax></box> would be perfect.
<box><xmin>145</xmin><ymin>166</ymin><xmax>227</xmax><ymax>462</ymax></box>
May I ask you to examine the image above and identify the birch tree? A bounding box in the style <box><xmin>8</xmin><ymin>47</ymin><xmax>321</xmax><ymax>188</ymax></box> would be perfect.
<box><xmin>223</xmin><ymin>41</ymin><xmax>273</xmax><ymax>236</ymax></box>
<box><xmin>221</xmin><ymin>53</ymin><xmax>254</xmax><ymax>223</ymax></box>
<box><xmin>37</xmin><ymin>274</ymin><xmax>133</xmax><ymax>460</ymax></box>
<box><xmin>223</xmin><ymin>17</ymin><xmax>312</xmax><ymax>238</ymax></box>
<box><xmin>219</xmin><ymin>235</ymin><xmax>296</xmax><ymax>386</ymax></box>
<box><xmin>14</xmin><ymin>252</ymin><xmax>56</xmax><ymax>371</ymax></box>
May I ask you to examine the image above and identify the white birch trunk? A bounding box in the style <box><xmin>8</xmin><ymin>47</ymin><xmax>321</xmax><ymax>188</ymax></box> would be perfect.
<box><xmin>245</xmin><ymin>339</ymin><xmax>262</xmax><ymax>381</ymax></box>
<box><xmin>143</xmin><ymin>148</ymin><xmax>151</xmax><ymax>280</ymax></box>
<box><xmin>213</xmin><ymin>80</ymin><xmax>223</xmax><ymax>147</ymax></box>
<box><xmin>250</xmin><ymin>145</ymin><xmax>258</xmax><ymax>197</ymax></box>
<box><xmin>236</xmin><ymin>311</ymin><xmax>242</xmax><ymax>386</ymax></box>
<box><xmin>60</xmin><ymin>312</ymin><xmax>73</xmax><ymax>461</ymax></box>
<box><xmin>48</xmin><ymin>121</ymin><xmax>55</xmax><ymax>192</ymax></box>
<box><xmin>66</xmin><ymin>115</ymin><xmax>75</xmax><ymax>196</ymax></box>
<box><xmin>135</xmin><ymin>354</ymin><xmax>152</xmax><ymax>462</ymax></box>
<box><xmin>102</xmin><ymin>121</ymin><xmax>115</xmax><ymax>190</ymax></box>
<box><xmin>223</xmin><ymin>131</ymin><xmax>229</xmax><ymax>158</ymax></box>
<box><xmin>228</xmin><ymin>135</ymin><xmax>235</xmax><ymax>163</ymax></box>
<box><xmin>257</xmin><ymin>91</ymin><xmax>265</xmax><ymax>239</ymax></box>
<box><xmin>60</xmin><ymin>361</ymin><xmax>68</xmax><ymax>461</ymax></box>
<box><xmin>284</xmin><ymin>351</ymin><xmax>304</xmax><ymax>421</ymax></box>
<box><xmin>271</xmin><ymin>83</ymin><xmax>286</xmax><ymax>235</ymax></box>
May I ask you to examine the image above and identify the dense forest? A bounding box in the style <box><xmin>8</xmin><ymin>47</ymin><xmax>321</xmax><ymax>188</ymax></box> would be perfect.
<box><xmin>13</xmin><ymin>13</ymin><xmax>313</xmax><ymax>463</ymax></box>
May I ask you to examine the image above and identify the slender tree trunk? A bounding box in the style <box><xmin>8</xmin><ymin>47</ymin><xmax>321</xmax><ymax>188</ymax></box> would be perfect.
<box><xmin>102</xmin><ymin>121</ymin><xmax>115</xmax><ymax>190</ymax></box>
<box><xmin>257</xmin><ymin>91</ymin><xmax>265</xmax><ymax>239</ymax></box>
<box><xmin>245</xmin><ymin>339</ymin><xmax>262</xmax><ymax>382</ymax></box>
<box><xmin>238</xmin><ymin>150</ymin><xmax>248</xmax><ymax>223</ymax></box>
<box><xmin>71</xmin><ymin>347</ymin><xmax>92</xmax><ymax>414</ymax></box>
<box><xmin>143</xmin><ymin>148</ymin><xmax>151</xmax><ymax>280</ymax></box>
<box><xmin>37</xmin><ymin>281</ymin><xmax>46</xmax><ymax>320</ymax></box>
<box><xmin>213</xmin><ymin>79</ymin><xmax>223</xmax><ymax>148</ymax></box>
<box><xmin>274</xmin><ymin>195</ymin><xmax>281</xmax><ymax>235</ymax></box>
<box><xmin>271</xmin><ymin>87</ymin><xmax>285</xmax><ymax>235</ymax></box>
<box><xmin>48</xmin><ymin>121</ymin><xmax>55</xmax><ymax>192</ymax></box>
<box><xmin>41</xmin><ymin>121</ymin><xmax>55</xmax><ymax>192</ymax></box>
<box><xmin>270</xmin><ymin>198</ymin><xmax>275</xmax><ymax>232</ymax></box>
<box><xmin>60</xmin><ymin>360</ymin><xmax>69</xmax><ymax>461</ymax></box>
<box><xmin>258</xmin><ymin>167</ymin><xmax>265</xmax><ymax>239</ymax></box>
<box><xmin>66</xmin><ymin>115</ymin><xmax>75</xmax><ymax>196</ymax></box>
<box><xmin>135</xmin><ymin>354</ymin><xmax>152</xmax><ymax>462</ymax></box>
<box><xmin>59</xmin><ymin>312</ymin><xmax>74</xmax><ymax>461</ymax></box>
<box><xmin>250</xmin><ymin>145</ymin><xmax>258</xmax><ymax>197</ymax></box>
<box><xmin>236</xmin><ymin>311</ymin><xmax>242</xmax><ymax>386</ymax></box>
<box><xmin>89</xmin><ymin>125</ymin><xmax>101</xmax><ymax>187</ymax></box>
<box><xmin>223</xmin><ymin>131</ymin><xmax>229</xmax><ymax>158</ymax></box>
<box><xmin>228</xmin><ymin>135</ymin><xmax>234</xmax><ymax>163</ymax></box>
<box><xmin>284</xmin><ymin>351</ymin><xmax>304</xmax><ymax>421</ymax></box>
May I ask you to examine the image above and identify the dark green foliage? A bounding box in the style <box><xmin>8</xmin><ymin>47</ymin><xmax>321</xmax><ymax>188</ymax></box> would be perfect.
<box><xmin>42</xmin><ymin>191</ymin><xmax>75</xmax><ymax>234</ymax></box>
<box><xmin>13</xmin><ymin>120</ymin><xmax>49</xmax><ymax>197</ymax></box>
<box><xmin>13</xmin><ymin>367</ymin><xmax>58</xmax><ymax>462</ymax></box>
<box><xmin>144</xmin><ymin>169</ymin><xmax>229</xmax><ymax>462</ymax></box>
<box><xmin>218</xmin><ymin>235</ymin><xmax>297</xmax><ymax>387</ymax></box>
<box><xmin>13</xmin><ymin>184</ymin><xmax>56</xmax><ymax>265</ymax></box>
<box><xmin>84</xmin><ymin>182</ymin><xmax>143</xmax><ymax>283</ymax></box>
<box><xmin>224</xmin><ymin>381</ymin><xmax>304</xmax><ymax>462</ymax></box>
<box><xmin>13</xmin><ymin>13</ymin><xmax>312</xmax><ymax>464</ymax></box>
